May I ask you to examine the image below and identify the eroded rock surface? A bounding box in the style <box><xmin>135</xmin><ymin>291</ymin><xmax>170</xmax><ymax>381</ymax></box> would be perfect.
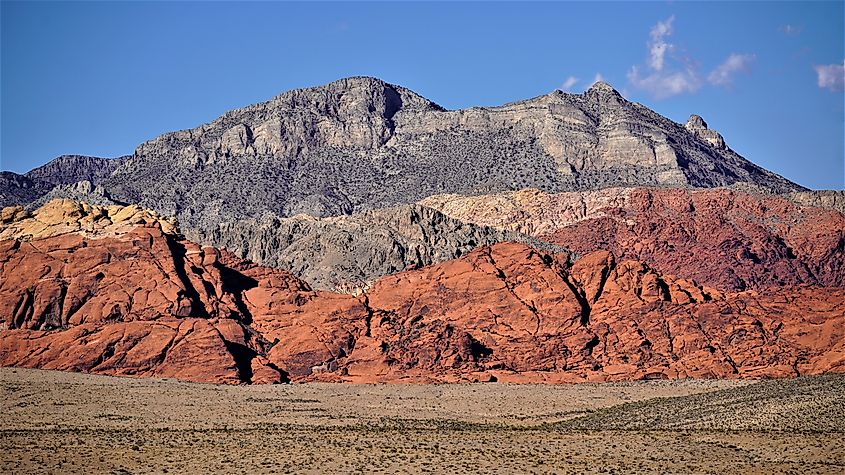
<box><xmin>1</xmin><ymin>202</ymin><xmax>842</xmax><ymax>384</ymax></box>
<box><xmin>191</xmin><ymin>204</ymin><xmax>566</xmax><ymax>292</ymax></box>
<box><xmin>424</xmin><ymin>187</ymin><xmax>845</xmax><ymax>291</ymax></box>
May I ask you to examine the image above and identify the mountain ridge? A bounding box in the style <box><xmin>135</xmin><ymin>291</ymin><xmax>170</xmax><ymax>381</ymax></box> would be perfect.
<box><xmin>2</xmin><ymin>200</ymin><xmax>842</xmax><ymax>384</ymax></box>
<box><xmin>2</xmin><ymin>76</ymin><xmax>807</xmax><ymax>216</ymax></box>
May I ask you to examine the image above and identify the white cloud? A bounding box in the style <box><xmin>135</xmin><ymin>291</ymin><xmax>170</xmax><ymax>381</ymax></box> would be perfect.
<box><xmin>815</xmin><ymin>61</ymin><xmax>845</xmax><ymax>92</ymax></box>
<box><xmin>628</xmin><ymin>66</ymin><xmax>700</xmax><ymax>99</ymax></box>
<box><xmin>648</xmin><ymin>15</ymin><xmax>675</xmax><ymax>71</ymax></box>
<box><xmin>560</xmin><ymin>76</ymin><xmax>579</xmax><ymax>91</ymax></box>
<box><xmin>628</xmin><ymin>16</ymin><xmax>700</xmax><ymax>99</ymax></box>
<box><xmin>593</xmin><ymin>72</ymin><xmax>604</xmax><ymax>83</ymax></box>
<box><xmin>780</xmin><ymin>24</ymin><xmax>802</xmax><ymax>36</ymax></box>
<box><xmin>707</xmin><ymin>53</ymin><xmax>755</xmax><ymax>86</ymax></box>
<box><xmin>628</xmin><ymin>16</ymin><xmax>757</xmax><ymax>99</ymax></box>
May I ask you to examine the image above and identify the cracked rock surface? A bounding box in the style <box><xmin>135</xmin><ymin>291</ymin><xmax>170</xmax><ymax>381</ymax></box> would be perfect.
<box><xmin>423</xmin><ymin>187</ymin><xmax>845</xmax><ymax>291</ymax></box>
<box><xmin>1</xmin><ymin>201</ymin><xmax>841</xmax><ymax>384</ymax></box>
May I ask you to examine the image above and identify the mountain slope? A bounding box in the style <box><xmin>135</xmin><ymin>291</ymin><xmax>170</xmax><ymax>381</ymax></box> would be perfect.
<box><xmin>189</xmin><ymin>204</ymin><xmax>566</xmax><ymax>292</ymax></box>
<box><xmin>0</xmin><ymin>155</ymin><xmax>126</xmax><ymax>208</ymax></box>
<box><xmin>88</xmin><ymin>76</ymin><xmax>803</xmax><ymax>233</ymax></box>
<box><xmin>0</xmin><ymin>172</ymin><xmax>53</xmax><ymax>208</ymax></box>
<box><xmin>25</xmin><ymin>155</ymin><xmax>127</xmax><ymax>186</ymax></box>
<box><xmin>1</xmin><ymin>200</ymin><xmax>842</xmax><ymax>384</ymax></box>
<box><xmin>422</xmin><ymin>187</ymin><xmax>845</xmax><ymax>291</ymax></box>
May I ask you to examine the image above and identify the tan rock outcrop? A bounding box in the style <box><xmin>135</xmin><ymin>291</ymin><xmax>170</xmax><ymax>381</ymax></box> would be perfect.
<box><xmin>0</xmin><ymin>199</ymin><xmax>177</xmax><ymax>241</ymax></box>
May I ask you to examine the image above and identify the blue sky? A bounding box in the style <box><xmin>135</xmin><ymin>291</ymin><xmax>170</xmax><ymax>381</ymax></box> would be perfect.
<box><xmin>1</xmin><ymin>1</ymin><xmax>843</xmax><ymax>189</ymax></box>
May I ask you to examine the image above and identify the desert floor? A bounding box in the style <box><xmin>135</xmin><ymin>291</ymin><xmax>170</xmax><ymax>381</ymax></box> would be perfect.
<box><xmin>1</xmin><ymin>368</ymin><xmax>843</xmax><ymax>474</ymax></box>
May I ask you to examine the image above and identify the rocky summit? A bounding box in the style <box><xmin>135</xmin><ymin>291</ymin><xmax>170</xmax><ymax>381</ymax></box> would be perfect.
<box><xmin>0</xmin><ymin>76</ymin><xmax>842</xmax><ymax>385</ymax></box>
<box><xmin>2</xmin><ymin>77</ymin><xmax>803</xmax><ymax>224</ymax></box>
<box><xmin>101</xmin><ymin>78</ymin><xmax>800</xmax><ymax>232</ymax></box>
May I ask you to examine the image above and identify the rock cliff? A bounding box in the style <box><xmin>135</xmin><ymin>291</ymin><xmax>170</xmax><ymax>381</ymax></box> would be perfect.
<box><xmin>1</xmin><ymin>201</ymin><xmax>842</xmax><ymax>384</ymax></box>
<box><xmin>423</xmin><ymin>187</ymin><xmax>845</xmax><ymax>291</ymax></box>
<box><xmin>6</xmin><ymin>76</ymin><xmax>797</xmax><ymax>234</ymax></box>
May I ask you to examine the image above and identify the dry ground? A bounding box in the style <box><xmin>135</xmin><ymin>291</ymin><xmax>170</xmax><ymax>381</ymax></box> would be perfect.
<box><xmin>1</xmin><ymin>368</ymin><xmax>843</xmax><ymax>474</ymax></box>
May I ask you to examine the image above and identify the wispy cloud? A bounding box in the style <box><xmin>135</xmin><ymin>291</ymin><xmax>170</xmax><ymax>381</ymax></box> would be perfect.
<box><xmin>628</xmin><ymin>66</ymin><xmax>700</xmax><ymax>99</ymax></box>
<box><xmin>648</xmin><ymin>15</ymin><xmax>675</xmax><ymax>71</ymax></box>
<box><xmin>815</xmin><ymin>61</ymin><xmax>845</xmax><ymax>92</ymax></box>
<box><xmin>593</xmin><ymin>72</ymin><xmax>605</xmax><ymax>83</ymax></box>
<box><xmin>779</xmin><ymin>24</ymin><xmax>803</xmax><ymax>36</ymax></box>
<box><xmin>628</xmin><ymin>16</ymin><xmax>756</xmax><ymax>99</ymax></box>
<box><xmin>560</xmin><ymin>76</ymin><xmax>578</xmax><ymax>91</ymax></box>
<box><xmin>627</xmin><ymin>16</ymin><xmax>700</xmax><ymax>99</ymax></box>
<box><xmin>708</xmin><ymin>54</ymin><xmax>755</xmax><ymax>86</ymax></box>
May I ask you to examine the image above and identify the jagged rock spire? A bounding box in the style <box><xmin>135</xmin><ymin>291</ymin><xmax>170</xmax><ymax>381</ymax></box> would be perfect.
<box><xmin>685</xmin><ymin>114</ymin><xmax>726</xmax><ymax>149</ymax></box>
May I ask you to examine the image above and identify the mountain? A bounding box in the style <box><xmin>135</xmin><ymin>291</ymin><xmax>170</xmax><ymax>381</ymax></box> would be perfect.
<box><xmin>0</xmin><ymin>155</ymin><xmax>125</xmax><ymax>208</ymax></box>
<box><xmin>1</xmin><ymin>200</ymin><xmax>842</xmax><ymax>384</ymax></box>
<box><xmin>25</xmin><ymin>154</ymin><xmax>127</xmax><ymax>186</ymax></box>
<box><xmin>422</xmin><ymin>187</ymin><xmax>845</xmax><ymax>291</ymax></box>
<box><xmin>1</xmin><ymin>78</ymin><xmax>841</xmax><ymax>385</ymax></box>
<box><xmin>0</xmin><ymin>172</ymin><xmax>53</xmax><ymax>208</ymax></box>
<box><xmin>0</xmin><ymin>77</ymin><xmax>820</xmax><ymax>290</ymax></box>
<box><xmin>188</xmin><ymin>204</ymin><xmax>566</xmax><ymax>292</ymax></box>
<box><xmin>7</xmin><ymin>77</ymin><xmax>800</xmax><ymax>230</ymax></box>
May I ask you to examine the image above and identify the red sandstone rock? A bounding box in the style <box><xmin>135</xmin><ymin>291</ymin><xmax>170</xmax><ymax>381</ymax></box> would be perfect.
<box><xmin>1</xmin><ymin>203</ymin><xmax>843</xmax><ymax>384</ymax></box>
<box><xmin>331</xmin><ymin>243</ymin><xmax>844</xmax><ymax>383</ymax></box>
<box><xmin>541</xmin><ymin>188</ymin><xmax>845</xmax><ymax>291</ymax></box>
<box><xmin>0</xmin><ymin>222</ymin><xmax>319</xmax><ymax>384</ymax></box>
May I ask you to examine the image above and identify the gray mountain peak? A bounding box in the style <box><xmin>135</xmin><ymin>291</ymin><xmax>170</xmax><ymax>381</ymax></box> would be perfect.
<box><xmin>586</xmin><ymin>80</ymin><xmax>619</xmax><ymax>95</ymax></box>
<box><xmin>3</xmin><ymin>76</ymin><xmax>804</xmax><ymax>229</ymax></box>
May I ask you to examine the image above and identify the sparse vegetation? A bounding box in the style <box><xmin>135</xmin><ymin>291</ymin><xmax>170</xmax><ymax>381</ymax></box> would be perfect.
<box><xmin>1</xmin><ymin>368</ymin><xmax>843</xmax><ymax>473</ymax></box>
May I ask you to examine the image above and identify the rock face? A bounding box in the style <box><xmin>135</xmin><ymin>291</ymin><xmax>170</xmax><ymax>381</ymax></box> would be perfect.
<box><xmin>685</xmin><ymin>114</ymin><xmax>726</xmax><ymax>149</ymax></box>
<box><xmin>1</xmin><ymin>201</ymin><xmax>842</xmax><ymax>384</ymax></box>
<box><xmin>0</xmin><ymin>172</ymin><xmax>53</xmax><ymax>208</ymax></box>
<box><xmin>191</xmin><ymin>204</ymin><xmax>567</xmax><ymax>292</ymax></box>
<box><xmin>787</xmin><ymin>190</ymin><xmax>845</xmax><ymax>215</ymax></box>
<box><xmin>423</xmin><ymin>187</ymin><xmax>845</xmax><ymax>291</ymax></box>
<box><xmin>542</xmin><ymin>188</ymin><xmax>845</xmax><ymax>291</ymax></box>
<box><xmin>345</xmin><ymin>244</ymin><xmax>844</xmax><ymax>382</ymax></box>
<box><xmin>24</xmin><ymin>155</ymin><xmax>127</xmax><ymax>186</ymax></box>
<box><xmin>20</xmin><ymin>76</ymin><xmax>794</xmax><ymax>236</ymax></box>
<box><xmin>0</xmin><ymin>201</ymin><xmax>325</xmax><ymax>384</ymax></box>
<box><xmin>421</xmin><ymin>187</ymin><xmax>635</xmax><ymax>236</ymax></box>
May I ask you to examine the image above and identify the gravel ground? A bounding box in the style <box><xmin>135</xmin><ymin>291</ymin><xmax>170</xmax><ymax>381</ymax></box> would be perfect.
<box><xmin>1</xmin><ymin>368</ymin><xmax>843</xmax><ymax>474</ymax></box>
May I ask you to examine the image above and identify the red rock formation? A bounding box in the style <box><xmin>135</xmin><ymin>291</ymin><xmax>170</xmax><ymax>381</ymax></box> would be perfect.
<box><xmin>1</xmin><ymin>201</ymin><xmax>843</xmax><ymax>384</ymax></box>
<box><xmin>328</xmin><ymin>243</ymin><xmax>844</xmax><ymax>383</ymax></box>
<box><xmin>0</xmin><ymin>225</ymin><xmax>299</xmax><ymax>384</ymax></box>
<box><xmin>540</xmin><ymin>188</ymin><xmax>845</xmax><ymax>291</ymax></box>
